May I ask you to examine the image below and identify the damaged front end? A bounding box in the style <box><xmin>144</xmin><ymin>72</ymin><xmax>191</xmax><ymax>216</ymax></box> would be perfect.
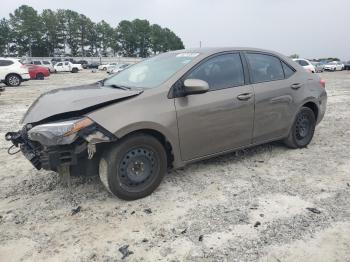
<box><xmin>6</xmin><ymin>117</ymin><xmax>116</xmax><ymax>177</ymax></box>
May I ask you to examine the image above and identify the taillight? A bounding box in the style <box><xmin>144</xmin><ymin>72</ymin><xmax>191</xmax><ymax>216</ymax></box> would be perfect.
<box><xmin>319</xmin><ymin>79</ymin><xmax>326</xmax><ymax>88</ymax></box>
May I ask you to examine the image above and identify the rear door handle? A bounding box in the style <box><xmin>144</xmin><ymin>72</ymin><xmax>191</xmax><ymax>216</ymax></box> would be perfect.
<box><xmin>237</xmin><ymin>93</ymin><xmax>253</xmax><ymax>101</ymax></box>
<box><xmin>290</xmin><ymin>83</ymin><xmax>303</xmax><ymax>90</ymax></box>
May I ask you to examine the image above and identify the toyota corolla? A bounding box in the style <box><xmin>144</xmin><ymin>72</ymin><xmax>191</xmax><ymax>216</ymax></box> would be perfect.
<box><xmin>6</xmin><ymin>48</ymin><xmax>327</xmax><ymax>200</ymax></box>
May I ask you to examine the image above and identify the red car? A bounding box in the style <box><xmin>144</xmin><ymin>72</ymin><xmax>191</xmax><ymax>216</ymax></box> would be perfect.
<box><xmin>25</xmin><ymin>64</ymin><xmax>50</xmax><ymax>79</ymax></box>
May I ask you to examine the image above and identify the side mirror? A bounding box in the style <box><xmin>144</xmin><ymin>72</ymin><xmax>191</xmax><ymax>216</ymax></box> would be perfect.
<box><xmin>183</xmin><ymin>79</ymin><xmax>209</xmax><ymax>95</ymax></box>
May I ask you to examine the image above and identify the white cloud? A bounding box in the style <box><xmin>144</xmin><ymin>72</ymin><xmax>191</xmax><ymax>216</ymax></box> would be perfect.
<box><xmin>1</xmin><ymin>0</ymin><xmax>349</xmax><ymax>59</ymax></box>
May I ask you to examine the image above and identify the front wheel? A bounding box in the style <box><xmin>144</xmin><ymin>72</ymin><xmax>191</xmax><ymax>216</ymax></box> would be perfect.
<box><xmin>284</xmin><ymin>107</ymin><xmax>316</xmax><ymax>149</ymax></box>
<box><xmin>99</xmin><ymin>134</ymin><xmax>167</xmax><ymax>200</ymax></box>
<box><xmin>36</xmin><ymin>73</ymin><xmax>45</xmax><ymax>80</ymax></box>
<box><xmin>5</xmin><ymin>74</ymin><xmax>21</xmax><ymax>86</ymax></box>
<box><xmin>71</xmin><ymin>68</ymin><xmax>78</xmax><ymax>73</ymax></box>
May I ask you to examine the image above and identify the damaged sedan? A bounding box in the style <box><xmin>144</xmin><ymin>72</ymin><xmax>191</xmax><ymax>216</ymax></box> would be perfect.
<box><xmin>6</xmin><ymin>48</ymin><xmax>327</xmax><ymax>200</ymax></box>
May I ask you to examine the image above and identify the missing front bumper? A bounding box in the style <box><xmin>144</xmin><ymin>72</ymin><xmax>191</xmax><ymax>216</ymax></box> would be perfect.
<box><xmin>6</xmin><ymin>122</ymin><xmax>115</xmax><ymax>175</ymax></box>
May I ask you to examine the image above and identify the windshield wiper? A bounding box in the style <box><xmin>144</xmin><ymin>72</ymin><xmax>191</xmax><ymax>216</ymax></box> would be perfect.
<box><xmin>105</xmin><ymin>84</ymin><xmax>131</xmax><ymax>90</ymax></box>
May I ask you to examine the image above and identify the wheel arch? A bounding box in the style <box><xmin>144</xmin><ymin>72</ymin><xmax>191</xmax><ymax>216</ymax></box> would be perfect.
<box><xmin>112</xmin><ymin>123</ymin><xmax>182</xmax><ymax>169</ymax></box>
<box><xmin>121</xmin><ymin>129</ymin><xmax>175</xmax><ymax>168</ymax></box>
<box><xmin>5</xmin><ymin>73</ymin><xmax>22</xmax><ymax>81</ymax></box>
<box><xmin>302</xmin><ymin>101</ymin><xmax>319</xmax><ymax>120</ymax></box>
<box><xmin>285</xmin><ymin>99</ymin><xmax>320</xmax><ymax>139</ymax></box>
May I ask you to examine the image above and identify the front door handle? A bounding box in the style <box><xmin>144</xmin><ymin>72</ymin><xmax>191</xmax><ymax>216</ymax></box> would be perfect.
<box><xmin>237</xmin><ymin>93</ymin><xmax>253</xmax><ymax>101</ymax></box>
<box><xmin>290</xmin><ymin>83</ymin><xmax>303</xmax><ymax>90</ymax></box>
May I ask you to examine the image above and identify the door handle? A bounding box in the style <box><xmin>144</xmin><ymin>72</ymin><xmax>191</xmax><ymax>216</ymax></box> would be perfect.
<box><xmin>237</xmin><ymin>93</ymin><xmax>253</xmax><ymax>101</ymax></box>
<box><xmin>290</xmin><ymin>83</ymin><xmax>303</xmax><ymax>90</ymax></box>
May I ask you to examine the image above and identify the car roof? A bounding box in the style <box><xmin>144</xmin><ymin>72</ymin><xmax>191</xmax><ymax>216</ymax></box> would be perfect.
<box><xmin>0</xmin><ymin>57</ymin><xmax>20</xmax><ymax>62</ymax></box>
<box><xmin>169</xmin><ymin>47</ymin><xmax>286</xmax><ymax>56</ymax></box>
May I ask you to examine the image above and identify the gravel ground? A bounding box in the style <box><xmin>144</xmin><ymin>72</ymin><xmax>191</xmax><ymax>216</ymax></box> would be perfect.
<box><xmin>0</xmin><ymin>70</ymin><xmax>349</xmax><ymax>262</ymax></box>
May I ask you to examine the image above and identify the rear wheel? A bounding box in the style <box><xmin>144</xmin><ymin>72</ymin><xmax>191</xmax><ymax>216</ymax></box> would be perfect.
<box><xmin>71</xmin><ymin>68</ymin><xmax>78</xmax><ymax>73</ymax></box>
<box><xmin>284</xmin><ymin>107</ymin><xmax>316</xmax><ymax>149</ymax></box>
<box><xmin>5</xmin><ymin>74</ymin><xmax>21</xmax><ymax>86</ymax></box>
<box><xmin>36</xmin><ymin>73</ymin><xmax>45</xmax><ymax>80</ymax></box>
<box><xmin>99</xmin><ymin>134</ymin><xmax>167</xmax><ymax>200</ymax></box>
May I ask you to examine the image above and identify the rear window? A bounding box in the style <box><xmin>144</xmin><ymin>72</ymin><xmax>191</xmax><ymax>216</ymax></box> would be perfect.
<box><xmin>282</xmin><ymin>62</ymin><xmax>295</xmax><ymax>78</ymax></box>
<box><xmin>296</xmin><ymin>60</ymin><xmax>309</xmax><ymax>66</ymax></box>
<box><xmin>246</xmin><ymin>53</ymin><xmax>284</xmax><ymax>83</ymax></box>
<box><xmin>0</xmin><ymin>60</ymin><xmax>14</xmax><ymax>66</ymax></box>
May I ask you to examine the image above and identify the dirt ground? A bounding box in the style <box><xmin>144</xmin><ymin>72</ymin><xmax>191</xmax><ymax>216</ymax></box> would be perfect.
<box><xmin>0</xmin><ymin>70</ymin><xmax>349</xmax><ymax>262</ymax></box>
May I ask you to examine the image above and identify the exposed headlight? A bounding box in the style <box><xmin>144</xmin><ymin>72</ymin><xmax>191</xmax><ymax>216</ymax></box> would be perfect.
<box><xmin>28</xmin><ymin>117</ymin><xmax>94</xmax><ymax>146</ymax></box>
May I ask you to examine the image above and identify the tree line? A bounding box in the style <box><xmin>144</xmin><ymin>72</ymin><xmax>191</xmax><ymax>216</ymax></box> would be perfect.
<box><xmin>289</xmin><ymin>54</ymin><xmax>340</xmax><ymax>62</ymax></box>
<box><xmin>0</xmin><ymin>5</ymin><xmax>185</xmax><ymax>58</ymax></box>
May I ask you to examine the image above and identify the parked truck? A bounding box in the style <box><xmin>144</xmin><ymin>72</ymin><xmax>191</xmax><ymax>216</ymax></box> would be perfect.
<box><xmin>54</xmin><ymin>61</ymin><xmax>83</xmax><ymax>73</ymax></box>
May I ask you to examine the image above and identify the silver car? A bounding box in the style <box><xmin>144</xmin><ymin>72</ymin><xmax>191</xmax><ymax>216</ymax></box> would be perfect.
<box><xmin>31</xmin><ymin>60</ymin><xmax>55</xmax><ymax>73</ymax></box>
<box><xmin>6</xmin><ymin>48</ymin><xmax>327</xmax><ymax>200</ymax></box>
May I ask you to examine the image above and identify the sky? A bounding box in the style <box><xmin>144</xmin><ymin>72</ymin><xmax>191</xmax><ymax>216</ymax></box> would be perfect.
<box><xmin>1</xmin><ymin>0</ymin><xmax>350</xmax><ymax>60</ymax></box>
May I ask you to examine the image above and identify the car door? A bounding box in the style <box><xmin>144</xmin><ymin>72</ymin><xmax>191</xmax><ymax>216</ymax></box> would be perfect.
<box><xmin>55</xmin><ymin>62</ymin><xmax>64</xmax><ymax>72</ymax></box>
<box><xmin>0</xmin><ymin>60</ymin><xmax>6</xmax><ymax>80</ymax></box>
<box><xmin>174</xmin><ymin>52</ymin><xmax>254</xmax><ymax>161</ymax></box>
<box><xmin>244</xmin><ymin>52</ymin><xmax>298</xmax><ymax>143</ymax></box>
<box><xmin>336</xmin><ymin>63</ymin><xmax>342</xmax><ymax>71</ymax></box>
<box><xmin>0</xmin><ymin>60</ymin><xmax>14</xmax><ymax>80</ymax></box>
<box><xmin>64</xmin><ymin>62</ymin><xmax>70</xmax><ymax>71</ymax></box>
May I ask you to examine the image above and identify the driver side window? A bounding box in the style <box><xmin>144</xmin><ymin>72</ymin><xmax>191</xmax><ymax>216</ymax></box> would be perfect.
<box><xmin>186</xmin><ymin>53</ymin><xmax>245</xmax><ymax>91</ymax></box>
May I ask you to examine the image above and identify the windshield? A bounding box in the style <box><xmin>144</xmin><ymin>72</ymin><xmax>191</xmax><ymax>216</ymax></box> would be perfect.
<box><xmin>104</xmin><ymin>52</ymin><xmax>199</xmax><ymax>89</ymax></box>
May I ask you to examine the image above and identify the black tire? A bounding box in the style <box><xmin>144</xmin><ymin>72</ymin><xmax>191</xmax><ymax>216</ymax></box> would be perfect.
<box><xmin>103</xmin><ymin>67</ymin><xmax>107</xmax><ymax>71</ymax></box>
<box><xmin>99</xmin><ymin>133</ymin><xmax>167</xmax><ymax>200</ymax></box>
<box><xmin>284</xmin><ymin>107</ymin><xmax>316</xmax><ymax>149</ymax></box>
<box><xmin>5</xmin><ymin>74</ymin><xmax>21</xmax><ymax>86</ymax></box>
<box><xmin>71</xmin><ymin>68</ymin><xmax>78</xmax><ymax>73</ymax></box>
<box><xmin>36</xmin><ymin>73</ymin><xmax>45</xmax><ymax>80</ymax></box>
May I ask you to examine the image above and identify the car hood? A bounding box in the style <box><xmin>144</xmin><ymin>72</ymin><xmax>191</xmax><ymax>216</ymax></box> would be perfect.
<box><xmin>21</xmin><ymin>83</ymin><xmax>143</xmax><ymax>124</ymax></box>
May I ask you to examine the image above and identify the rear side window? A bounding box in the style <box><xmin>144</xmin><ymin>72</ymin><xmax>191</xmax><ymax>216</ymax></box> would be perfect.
<box><xmin>186</xmin><ymin>53</ymin><xmax>245</xmax><ymax>90</ymax></box>
<box><xmin>246</xmin><ymin>53</ymin><xmax>284</xmax><ymax>83</ymax></box>
<box><xmin>56</xmin><ymin>62</ymin><xmax>63</xmax><ymax>66</ymax></box>
<box><xmin>42</xmin><ymin>61</ymin><xmax>50</xmax><ymax>65</ymax></box>
<box><xmin>296</xmin><ymin>60</ymin><xmax>309</xmax><ymax>66</ymax></box>
<box><xmin>282</xmin><ymin>62</ymin><xmax>295</xmax><ymax>78</ymax></box>
<box><xmin>33</xmin><ymin>61</ymin><xmax>41</xmax><ymax>65</ymax></box>
<box><xmin>0</xmin><ymin>60</ymin><xmax>14</xmax><ymax>66</ymax></box>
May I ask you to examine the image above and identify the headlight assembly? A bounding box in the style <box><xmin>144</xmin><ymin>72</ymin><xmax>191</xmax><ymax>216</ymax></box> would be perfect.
<box><xmin>28</xmin><ymin>117</ymin><xmax>94</xmax><ymax>146</ymax></box>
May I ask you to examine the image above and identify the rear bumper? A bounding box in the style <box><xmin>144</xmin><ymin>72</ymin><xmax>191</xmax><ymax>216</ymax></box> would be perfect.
<box><xmin>21</xmin><ymin>73</ymin><xmax>31</xmax><ymax>80</ymax></box>
<box><xmin>317</xmin><ymin>91</ymin><xmax>327</xmax><ymax>124</ymax></box>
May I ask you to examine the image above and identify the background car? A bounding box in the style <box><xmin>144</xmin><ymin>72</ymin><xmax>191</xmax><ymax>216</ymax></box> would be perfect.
<box><xmin>54</xmin><ymin>61</ymin><xmax>83</xmax><ymax>73</ymax></box>
<box><xmin>344</xmin><ymin>61</ymin><xmax>350</xmax><ymax>70</ymax></box>
<box><xmin>51</xmin><ymin>58</ymin><xmax>62</xmax><ymax>65</ymax></box>
<box><xmin>108</xmin><ymin>63</ymin><xmax>131</xmax><ymax>74</ymax></box>
<box><xmin>86</xmin><ymin>62</ymin><xmax>100</xmax><ymax>69</ymax></box>
<box><xmin>98</xmin><ymin>62</ymin><xmax>117</xmax><ymax>71</ymax></box>
<box><xmin>30</xmin><ymin>60</ymin><xmax>55</xmax><ymax>73</ymax></box>
<box><xmin>77</xmin><ymin>60</ymin><xmax>88</xmax><ymax>69</ymax></box>
<box><xmin>0</xmin><ymin>58</ymin><xmax>30</xmax><ymax>86</ymax></box>
<box><xmin>25</xmin><ymin>64</ymin><xmax>50</xmax><ymax>79</ymax></box>
<box><xmin>293</xmin><ymin>58</ymin><xmax>316</xmax><ymax>73</ymax></box>
<box><xmin>311</xmin><ymin>62</ymin><xmax>324</xmax><ymax>73</ymax></box>
<box><xmin>324</xmin><ymin>61</ymin><xmax>343</xmax><ymax>71</ymax></box>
